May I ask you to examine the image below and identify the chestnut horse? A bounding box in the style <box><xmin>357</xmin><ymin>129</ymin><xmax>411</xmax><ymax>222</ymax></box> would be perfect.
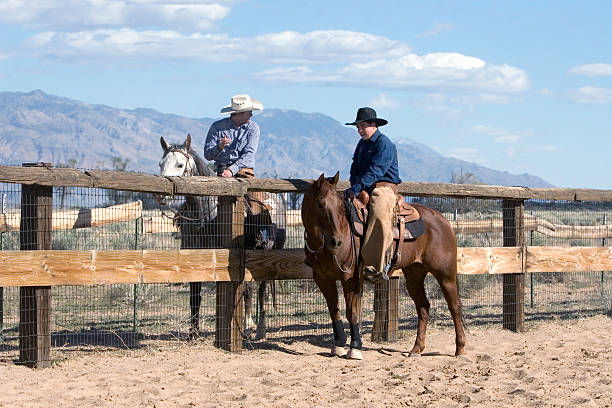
<box><xmin>302</xmin><ymin>173</ymin><xmax>466</xmax><ymax>359</ymax></box>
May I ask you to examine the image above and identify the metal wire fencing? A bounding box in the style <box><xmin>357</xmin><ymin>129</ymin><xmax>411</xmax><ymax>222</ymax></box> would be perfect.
<box><xmin>0</xmin><ymin>182</ymin><xmax>610</xmax><ymax>365</ymax></box>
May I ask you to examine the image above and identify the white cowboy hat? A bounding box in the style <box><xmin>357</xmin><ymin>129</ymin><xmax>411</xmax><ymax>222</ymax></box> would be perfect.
<box><xmin>220</xmin><ymin>94</ymin><xmax>263</xmax><ymax>114</ymax></box>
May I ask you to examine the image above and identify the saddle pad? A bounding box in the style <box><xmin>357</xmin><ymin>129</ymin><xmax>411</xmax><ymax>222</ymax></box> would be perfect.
<box><xmin>393</xmin><ymin>218</ymin><xmax>425</xmax><ymax>241</ymax></box>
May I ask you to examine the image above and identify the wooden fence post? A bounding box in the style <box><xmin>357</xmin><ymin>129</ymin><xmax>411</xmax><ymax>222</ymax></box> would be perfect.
<box><xmin>502</xmin><ymin>199</ymin><xmax>525</xmax><ymax>332</ymax></box>
<box><xmin>19</xmin><ymin>162</ymin><xmax>53</xmax><ymax>368</ymax></box>
<box><xmin>371</xmin><ymin>276</ymin><xmax>400</xmax><ymax>342</ymax></box>
<box><xmin>215</xmin><ymin>195</ymin><xmax>245</xmax><ymax>352</ymax></box>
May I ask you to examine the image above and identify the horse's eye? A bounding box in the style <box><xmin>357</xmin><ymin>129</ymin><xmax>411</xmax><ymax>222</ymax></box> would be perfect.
<box><xmin>177</xmin><ymin>163</ymin><xmax>184</xmax><ymax>168</ymax></box>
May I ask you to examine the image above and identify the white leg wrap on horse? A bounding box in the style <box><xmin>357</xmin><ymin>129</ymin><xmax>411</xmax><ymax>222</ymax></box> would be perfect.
<box><xmin>331</xmin><ymin>346</ymin><xmax>347</xmax><ymax>357</ymax></box>
<box><xmin>347</xmin><ymin>348</ymin><xmax>363</xmax><ymax>360</ymax></box>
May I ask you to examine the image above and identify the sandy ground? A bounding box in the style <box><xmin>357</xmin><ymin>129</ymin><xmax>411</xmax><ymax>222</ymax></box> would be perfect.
<box><xmin>0</xmin><ymin>315</ymin><xmax>610</xmax><ymax>408</ymax></box>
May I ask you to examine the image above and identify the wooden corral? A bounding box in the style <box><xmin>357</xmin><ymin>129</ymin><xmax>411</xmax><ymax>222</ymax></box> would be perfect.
<box><xmin>0</xmin><ymin>164</ymin><xmax>610</xmax><ymax>366</ymax></box>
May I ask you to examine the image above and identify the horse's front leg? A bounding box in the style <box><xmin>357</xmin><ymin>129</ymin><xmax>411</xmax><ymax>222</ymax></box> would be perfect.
<box><xmin>313</xmin><ymin>273</ymin><xmax>346</xmax><ymax>357</ymax></box>
<box><xmin>342</xmin><ymin>275</ymin><xmax>363</xmax><ymax>360</ymax></box>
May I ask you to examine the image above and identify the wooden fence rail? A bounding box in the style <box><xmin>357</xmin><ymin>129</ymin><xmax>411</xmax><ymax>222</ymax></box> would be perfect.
<box><xmin>2</xmin><ymin>165</ymin><xmax>612</xmax><ymax>201</ymax></box>
<box><xmin>0</xmin><ymin>246</ymin><xmax>610</xmax><ymax>287</ymax></box>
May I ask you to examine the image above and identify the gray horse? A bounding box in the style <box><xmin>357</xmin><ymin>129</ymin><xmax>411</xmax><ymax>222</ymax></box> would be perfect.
<box><xmin>159</xmin><ymin>134</ymin><xmax>286</xmax><ymax>339</ymax></box>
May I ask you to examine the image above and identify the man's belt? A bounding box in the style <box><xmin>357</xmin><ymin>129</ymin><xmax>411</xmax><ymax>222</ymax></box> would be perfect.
<box><xmin>374</xmin><ymin>181</ymin><xmax>398</xmax><ymax>194</ymax></box>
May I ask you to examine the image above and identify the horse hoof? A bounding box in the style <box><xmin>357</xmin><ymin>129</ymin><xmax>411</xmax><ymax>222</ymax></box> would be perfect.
<box><xmin>254</xmin><ymin>326</ymin><xmax>267</xmax><ymax>341</ymax></box>
<box><xmin>331</xmin><ymin>346</ymin><xmax>347</xmax><ymax>357</ymax></box>
<box><xmin>402</xmin><ymin>352</ymin><xmax>421</xmax><ymax>357</ymax></box>
<box><xmin>347</xmin><ymin>348</ymin><xmax>363</xmax><ymax>360</ymax></box>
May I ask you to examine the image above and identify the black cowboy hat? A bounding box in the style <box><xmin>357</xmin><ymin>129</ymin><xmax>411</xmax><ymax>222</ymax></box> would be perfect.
<box><xmin>345</xmin><ymin>107</ymin><xmax>388</xmax><ymax>127</ymax></box>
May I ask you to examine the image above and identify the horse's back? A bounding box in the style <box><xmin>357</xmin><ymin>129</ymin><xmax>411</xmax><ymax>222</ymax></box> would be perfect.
<box><xmin>403</xmin><ymin>203</ymin><xmax>457</xmax><ymax>275</ymax></box>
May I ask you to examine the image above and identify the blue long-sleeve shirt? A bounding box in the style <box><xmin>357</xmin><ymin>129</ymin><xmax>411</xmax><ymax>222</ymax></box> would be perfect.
<box><xmin>204</xmin><ymin>117</ymin><xmax>260</xmax><ymax>175</ymax></box>
<box><xmin>349</xmin><ymin>129</ymin><xmax>402</xmax><ymax>195</ymax></box>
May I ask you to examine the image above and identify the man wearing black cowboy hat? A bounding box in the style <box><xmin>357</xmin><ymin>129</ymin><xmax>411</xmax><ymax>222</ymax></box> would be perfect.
<box><xmin>345</xmin><ymin>107</ymin><xmax>402</xmax><ymax>281</ymax></box>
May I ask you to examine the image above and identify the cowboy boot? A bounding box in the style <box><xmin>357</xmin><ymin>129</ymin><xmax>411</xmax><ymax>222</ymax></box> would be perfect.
<box><xmin>363</xmin><ymin>265</ymin><xmax>383</xmax><ymax>282</ymax></box>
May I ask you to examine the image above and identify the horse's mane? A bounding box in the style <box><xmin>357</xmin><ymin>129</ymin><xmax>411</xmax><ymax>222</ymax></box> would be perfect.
<box><xmin>187</xmin><ymin>147</ymin><xmax>214</xmax><ymax>177</ymax></box>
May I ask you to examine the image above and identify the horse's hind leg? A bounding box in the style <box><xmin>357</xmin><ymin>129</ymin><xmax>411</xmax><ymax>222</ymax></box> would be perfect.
<box><xmin>244</xmin><ymin>282</ymin><xmax>255</xmax><ymax>330</ymax></box>
<box><xmin>433</xmin><ymin>272</ymin><xmax>466</xmax><ymax>356</ymax></box>
<box><xmin>189</xmin><ymin>282</ymin><xmax>202</xmax><ymax>338</ymax></box>
<box><xmin>403</xmin><ymin>265</ymin><xmax>429</xmax><ymax>355</ymax></box>
<box><xmin>255</xmin><ymin>280</ymin><xmax>268</xmax><ymax>340</ymax></box>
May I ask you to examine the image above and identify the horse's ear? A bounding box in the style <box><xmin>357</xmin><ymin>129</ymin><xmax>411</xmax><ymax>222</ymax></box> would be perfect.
<box><xmin>316</xmin><ymin>173</ymin><xmax>325</xmax><ymax>186</ymax></box>
<box><xmin>185</xmin><ymin>134</ymin><xmax>191</xmax><ymax>150</ymax></box>
<box><xmin>160</xmin><ymin>137</ymin><xmax>169</xmax><ymax>152</ymax></box>
<box><xmin>331</xmin><ymin>171</ymin><xmax>339</xmax><ymax>186</ymax></box>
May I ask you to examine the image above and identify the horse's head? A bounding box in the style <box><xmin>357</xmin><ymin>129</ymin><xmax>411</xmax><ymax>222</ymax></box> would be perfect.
<box><xmin>159</xmin><ymin>134</ymin><xmax>197</xmax><ymax>177</ymax></box>
<box><xmin>156</xmin><ymin>134</ymin><xmax>198</xmax><ymax>205</ymax></box>
<box><xmin>302</xmin><ymin>171</ymin><xmax>347</xmax><ymax>252</ymax></box>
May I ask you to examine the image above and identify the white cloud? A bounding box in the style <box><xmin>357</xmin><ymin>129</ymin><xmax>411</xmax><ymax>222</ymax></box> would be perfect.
<box><xmin>0</xmin><ymin>0</ymin><xmax>231</xmax><ymax>31</ymax></box>
<box><xmin>402</xmin><ymin>92</ymin><xmax>515</xmax><ymax>118</ymax></box>
<box><xmin>569</xmin><ymin>86</ymin><xmax>612</xmax><ymax>103</ymax></box>
<box><xmin>569</xmin><ymin>63</ymin><xmax>612</xmax><ymax>76</ymax></box>
<box><xmin>447</xmin><ymin>147</ymin><xmax>485</xmax><ymax>164</ymax></box>
<box><xmin>471</xmin><ymin>125</ymin><xmax>523</xmax><ymax>144</ymax></box>
<box><xmin>16</xmin><ymin>9</ymin><xmax>527</xmax><ymax>95</ymax></box>
<box><xmin>537</xmin><ymin>88</ymin><xmax>553</xmax><ymax>96</ymax></box>
<box><xmin>505</xmin><ymin>145</ymin><xmax>559</xmax><ymax>158</ymax></box>
<box><xmin>257</xmin><ymin>52</ymin><xmax>529</xmax><ymax>93</ymax></box>
<box><xmin>369</xmin><ymin>94</ymin><xmax>399</xmax><ymax>109</ymax></box>
<box><xmin>27</xmin><ymin>29</ymin><xmax>410</xmax><ymax>64</ymax></box>
<box><xmin>416</xmin><ymin>23</ymin><xmax>454</xmax><ymax>38</ymax></box>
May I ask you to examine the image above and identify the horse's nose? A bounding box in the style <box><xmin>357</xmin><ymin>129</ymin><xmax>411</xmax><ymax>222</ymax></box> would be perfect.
<box><xmin>327</xmin><ymin>236</ymin><xmax>342</xmax><ymax>250</ymax></box>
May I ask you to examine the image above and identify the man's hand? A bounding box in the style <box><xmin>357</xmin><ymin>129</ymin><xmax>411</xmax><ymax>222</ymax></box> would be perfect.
<box><xmin>221</xmin><ymin>168</ymin><xmax>233</xmax><ymax>178</ymax></box>
<box><xmin>218</xmin><ymin>137</ymin><xmax>231</xmax><ymax>150</ymax></box>
<box><xmin>343</xmin><ymin>188</ymin><xmax>355</xmax><ymax>200</ymax></box>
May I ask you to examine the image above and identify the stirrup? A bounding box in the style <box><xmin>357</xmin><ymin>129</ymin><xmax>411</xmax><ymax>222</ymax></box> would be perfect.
<box><xmin>382</xmin><ymin>262</ymin><xmax>391</xmax><ymax>281</ymax></box>
<box><xmin>364</xmin><ymin>266</ymin><xmax>382</xmax><ymax>279</ymax></box>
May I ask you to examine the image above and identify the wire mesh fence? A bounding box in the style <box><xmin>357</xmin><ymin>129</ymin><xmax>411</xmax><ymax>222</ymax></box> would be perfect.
<box><xmin>0</xmin><ymin>180</ymin><xmax>610</xmax><ymax>366</ymax></box>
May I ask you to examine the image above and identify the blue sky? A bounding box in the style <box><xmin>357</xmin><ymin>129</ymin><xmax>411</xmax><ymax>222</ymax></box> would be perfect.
<box><xmin>0</xmin><ymin>0</ymin><xmax>611</xmax><ymax>189</ymax></box>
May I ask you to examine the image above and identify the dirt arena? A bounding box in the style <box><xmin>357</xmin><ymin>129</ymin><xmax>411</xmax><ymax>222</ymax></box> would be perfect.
<box><xmin>0</xmin><ymin>315</ymin><xmax>610</xmax><ymax>407</ymax></box>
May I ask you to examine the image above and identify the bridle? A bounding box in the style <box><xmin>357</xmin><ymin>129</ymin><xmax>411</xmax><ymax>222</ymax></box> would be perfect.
<box><xmin>168</xmin><ymin>148</ymin><xmax>194</xmax><ymax>177</ymax></box>
<box><xmin>304</xmin><ymin>198</ymin><xmax>357</xmax><ymax>275</ymax></box>
<box><xmin>158</xmin><ymin>148</ymin><xmax>218</xmax><ymax>222</ymax></box>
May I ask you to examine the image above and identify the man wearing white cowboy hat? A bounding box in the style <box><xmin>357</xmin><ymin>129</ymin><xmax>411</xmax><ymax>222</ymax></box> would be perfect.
<box><xmin>204</xmin><ymin>94</ymin><xmax>263</xmax><ymax>178</ymax></box>
<box><xmin>345</xmin><ymin>107</ymin><xmax>402</xmax><ymax>281</ymax></box>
